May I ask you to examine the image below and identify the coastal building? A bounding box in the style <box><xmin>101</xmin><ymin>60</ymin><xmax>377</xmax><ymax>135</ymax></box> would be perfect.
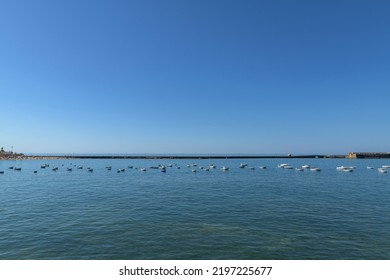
<box><xmin>0</xmin><ymin>147</ymin><xmax>24</xmax><ymax>159</ymax></box>
<box><xmin>347</xmin><ymin>152</ymin><xmax>390</xmax><ymax>159</ymax></box>
<box><xmin>0</xmin><ymin>147</ymin><xmax>13</xmax><ymax>155</ymax></box>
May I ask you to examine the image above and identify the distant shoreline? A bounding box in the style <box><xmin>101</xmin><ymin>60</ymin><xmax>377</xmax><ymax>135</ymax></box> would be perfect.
<box><xmin>3</xmin><ymin>154</ymin><xmax>346</xmax><ymax>160</ymax></box>
<box><xmin>2</xmin><ymin>153</ymin><xmax>390</xmax><ymax>160</ymax></box>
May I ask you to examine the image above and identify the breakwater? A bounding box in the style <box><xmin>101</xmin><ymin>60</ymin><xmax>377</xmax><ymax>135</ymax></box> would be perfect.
<box><xmin>0</xmin><ymin>153</ymin><xmax>24</xmax><ymax>160</ymax></box>
<box><xmin>23</xmin><ymin>154</ymin><xmax>345</xmax><ymax>160</ymax></box>
<box><xmin>7</xmin><ymin>153</ymin><xmax>390</xmax><ymax>160</ymax></box>
<box><xmin>347</xmin><ymin>152</ymin><xmax>390</xmax><ymax>159</ymax></box>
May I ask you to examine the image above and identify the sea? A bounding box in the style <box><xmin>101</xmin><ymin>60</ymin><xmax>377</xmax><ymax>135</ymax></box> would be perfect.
<box><xmin>0</xmin><ymin>158</ymin><xmax>389</xmax><ymax>260</ymax></box>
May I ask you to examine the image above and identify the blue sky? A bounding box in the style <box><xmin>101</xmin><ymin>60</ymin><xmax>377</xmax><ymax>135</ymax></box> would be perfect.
<box><xmin>1</xmin><ymin>0</ymin><xmax>389</xmax><ymax>154</ymax></box>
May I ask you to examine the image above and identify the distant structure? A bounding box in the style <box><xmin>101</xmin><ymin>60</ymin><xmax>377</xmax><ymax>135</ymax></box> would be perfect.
<box><xmin>347</xmin><ymin>152</ymin><xmax>390</xmax><ymax>159</ymax></box>
<box><xmin>0</xmin><ymin>147</ymin><xmax>24</xmax><ymax>159</ymax></box>
<box><xmin>0</xmin><ymin>147</ymin><xmax>13</xmax><ymax>155</ymax></box>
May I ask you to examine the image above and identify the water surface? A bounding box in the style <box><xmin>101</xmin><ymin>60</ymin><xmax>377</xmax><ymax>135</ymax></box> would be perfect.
<box><xmin>0</xmin><ymin>158</ymin><xmax>389</xmax><ymax>259</ymax></box>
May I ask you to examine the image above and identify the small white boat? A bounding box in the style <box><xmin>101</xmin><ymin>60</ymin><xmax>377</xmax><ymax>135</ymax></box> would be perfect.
<box><xmin>367</xmin><ymin>166</ymin><xmax>374</xmax><ymax>169</ymax></box>
<box><xmin>337</xmin><ymin>166</ymin><xmax>355</xmax><ymax>171</ymax></box>
<box><xmin>336</xmin><ymin>166</ymin><xmax>348</xmax><ymax>170</ymax></box>
<box><xmin>192</xmin><ymin>169</ymin><xmax>197</xmax><ymax>173</ymax></box>
<box><xmin>258</xmin><ymin>166</ymin><xmax>267</xmax><ymax>169</ymax></box>
<box><xmin>342</xmin><ymin>168</ymin><xmax>353</xmax><ymax>172</ymax></box>
<box><xmin>239</xmin><ymin>163</ymin><xmax>248</xmax><ymax>168</ymax></box>
<box><xmin>310</xmin><ymin>168</ymin><xmax>321</xmax><ymax>172</ymax></box>
<box><xmin>302</xmin><ymin>165</ymin><xmax>310</xmax><ymax>169</ymax></box>
<box><xmin>282</xmin><ymin>165</ymin><xmax>294</xmax><ymax>169</ymax></box>
<box><xmin>378</xmin><ymin>168</ymin><xmax>387</xmax><ymax>173</ymax></box>
<box><xmin>52</xmin><ymin>167</ymin><xmax>58</xmax><ymax>171</ymax></box>
<box><xmin>381</xmin><ymin>165</ymin><xmax>390</xmax><ymax>169</ymax></box>
<box><xmin>209</xmin><ymin>164</ymin><xmax>216</xmax><ymax>169</ymax></box>
<box><xmin>295</xmin><ymin>168</ymin><xmax>304</xmax><ymax>171</ymax></box>
<box><xmin>140</xmin><ymin>168</ymin><xmax>146</xmax><ymax>172</ymax></box>
<box><xmin>221</xmin><ymin>166</ymin><xmax>229</xmax><ymax>171</ymax></box>
<box><xmin>278</xmin><ymin>163</ymin><xmax>289</xmax><ymax>168</ymax></box>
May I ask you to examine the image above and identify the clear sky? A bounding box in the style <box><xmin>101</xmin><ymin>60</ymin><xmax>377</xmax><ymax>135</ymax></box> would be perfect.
<box><xmin>1</xmin><ymin>0</ymin><xmax>389</xmax><ymax>155</ymax></box>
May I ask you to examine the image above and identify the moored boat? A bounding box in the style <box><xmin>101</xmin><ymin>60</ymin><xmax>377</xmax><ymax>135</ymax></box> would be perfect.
<box><xmin>336</xmin><ymin>166</ymin><xmax>347</xmax><ymax>170</ymax></box>
<box><xmin>283</xmin><ymin>165</ymin><xmax>294</xmax><ymax>169</ymax></box>
<box><xmin>342</xmin><ymin>168</ymin><xmax>353</xmax><ymax>172</ymax></box>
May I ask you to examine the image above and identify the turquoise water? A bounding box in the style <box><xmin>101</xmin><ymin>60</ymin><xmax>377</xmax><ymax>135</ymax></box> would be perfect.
<box><xmin>0</xmin><ymin>158</ymin><xmax>389</xmax><ymax>259</ymax></box>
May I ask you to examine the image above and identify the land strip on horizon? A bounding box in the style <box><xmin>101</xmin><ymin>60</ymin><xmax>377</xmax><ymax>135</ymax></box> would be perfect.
<box><xmin>6</xmin><ymin>154</ymin><xmax>344</xmax><ymax>160</ymax></box>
